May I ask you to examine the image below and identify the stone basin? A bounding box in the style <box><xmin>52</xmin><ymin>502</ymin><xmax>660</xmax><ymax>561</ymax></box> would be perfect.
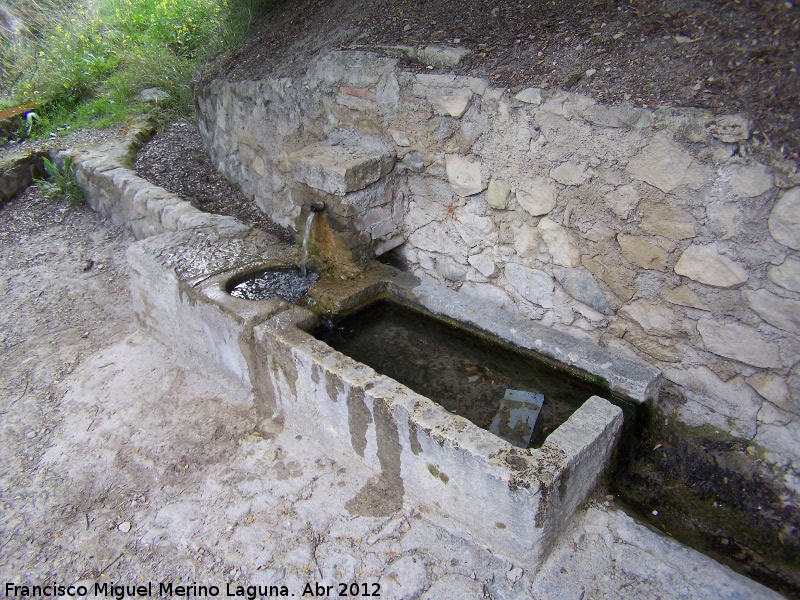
<box><xmin>128</xmin><ymin>225</ymin><xmax>660</xmax><ymax>566</ymax></box>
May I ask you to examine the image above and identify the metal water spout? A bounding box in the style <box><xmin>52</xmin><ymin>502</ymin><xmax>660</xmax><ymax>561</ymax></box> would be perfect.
<box><xmin>310</xmin><ymin>201</ymin><xmax>326</xmax><ymax>213</ymax></box>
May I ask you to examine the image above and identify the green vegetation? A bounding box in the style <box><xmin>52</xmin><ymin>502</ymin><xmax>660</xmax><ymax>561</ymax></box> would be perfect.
<box><xmin>34</xmin><ymin>156</ymin><xmax>85</xmax><ymax>207</ymax></box>
<box><xmin>0</xmin><ymin>0</ymin><xmax>272</xmax><ymax>137</ymax></box>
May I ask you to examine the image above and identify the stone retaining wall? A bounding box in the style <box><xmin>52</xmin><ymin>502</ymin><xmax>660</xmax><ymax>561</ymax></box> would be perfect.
<box><xmin>196</xmin><ymin>50</ymin><xmax>800</xmax><ymax>493</ymax></box>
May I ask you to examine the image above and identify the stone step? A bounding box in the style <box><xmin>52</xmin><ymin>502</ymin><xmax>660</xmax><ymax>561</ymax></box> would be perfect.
<box><xmin>288</xmin><ymin>131</ymin><xmax>395</xmax><ymax>196</ymax></box>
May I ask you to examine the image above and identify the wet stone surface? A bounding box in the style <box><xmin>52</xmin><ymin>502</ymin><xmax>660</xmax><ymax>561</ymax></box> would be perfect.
<box><xmin>229</xmin><ymin>267</ymin><xmax>320</xmax><ymax>303</ymax></box>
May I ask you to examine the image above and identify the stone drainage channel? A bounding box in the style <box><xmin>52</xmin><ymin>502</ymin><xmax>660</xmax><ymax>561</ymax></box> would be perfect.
<box><xmin>5</xmin><ymin>120</ymin><xmax>790</xmax><ymax>596</ymax></box>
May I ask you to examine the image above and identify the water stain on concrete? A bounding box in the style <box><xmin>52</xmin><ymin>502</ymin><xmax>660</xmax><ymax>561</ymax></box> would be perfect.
<box><xmin>345</xmin><ymin>397</ymin><xmax>404</xmax><ymax>517</ymax></box>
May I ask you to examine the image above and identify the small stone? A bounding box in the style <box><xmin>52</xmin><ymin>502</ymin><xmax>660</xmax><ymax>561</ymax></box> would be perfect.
<box><xmin>468</xmin><ymin>250</ymin><xmax>497</xmax><ymax>277</ymax></box>
<box><xmin>517</xmin><ymin>177</ymin><xmax>557</xmax><ymax>216</ymax></box>
<box><xmin>709</xmin><ymin>114</ymin><xmax>752</xmax><ymax>143</ymax></box>
<box><xmin>554</xmin><ymin>266</ymin><xmax>610</xmax><ymax>314</ymax></box>
<box><xmin>728</xmin><ymin>164</ymin><xmax>772</xmax><ymax>198</ymax></box>
<box><xmin>618</xmin><ymin>234</ymin><xmax>669</xmax><ymax>272</ymax></box>
<box><xmin>514</xmin><ymin>87</ymin><xmax>543</xmax><ymax>105</ymax></box>
<box><xmin>403</xmin><ymin>23</ymin><xmax>411</xmax><ymax>32</ymax></box>
<box><xmin>428</xmin><ymin>92</ymin><xmax>472</xmax><ymax>118</ymax></box>
<box><xmin>768</xmin><ymin>187</ymin><xmax>800</xmax><ymax>250</ymax></box>
<box><xmin>621</xmin><ymin>300</ymin><xmax>681</xmax><ymax>335</ymax></box>
<box><xmin>454</xmin><ymin>209</ymin><xmax>496</xmax><ymax>248</ymax></box>
<box><xmin>674</xmin><ymin>34</ymin><xmax>692</xmax><ymax>44</ymax></box>
<box><xmin>550</xmin><ymin>161</ymin><xmax>589</xmax><ymax>186</ymax></box>
<box><xmin>626</xmin><ymin>134</ymin><xmax>695</xmax><ymax>193</ymax></box>
<box><xmin>640</xmin><ymin>201</ymin><xmax>696</xmax><ymax>240</ymax></box>
<box><xmin>118</xmin><ymin>521</ymin><xmax>131</xmax><ymax>533</ymax></box>
<box><xmin>538</xmin><ymin>217</ymin><xmax>580</xmax><ymax>267</ymax></box>
<box><xmin>747</xmin><ymin>372</ymin><xmax>790</xmax><ymax>407</ymax></box>
<box><xmin>768</xmin><ymin>257</ymin><xmax>800</xmax><ymax>292</ymax></box>
<box><xmin>445</xmin><ymin>154</ymin><xmax>485</xmax><ymax>196</ymax></box>
<box><xmin>486</xmin><ymin>178</ymin><xmax>511</xmax><ymax>209</ymax></box>
<box><xmin>744</xmin><ymin>289</ymin><xmax>800</xmax><ymax>335</ymax></box>
<box><xmin>402</xmin><ymin>151</ymin><xmax>425</xmax><ymax>173</ymax></box>
<box><xmin>391</xmin><ymin>130</ymin><xmax>411</xmax><ymax>147</ymax></box>
<box><xmin>604</xmin><ymin>185</ymin><xmax>640</xmax><ymax>220</ymax></box>
<box><xmin>416</xmin><ymin>45</ymin><xmax>472</xmax><ymax>67</ymax></box>
<box><xmin>585</xmin><ymin>68</ymin><xmax>597</xmax><ymax>77</ymax></box>
<box><xmin>697</xmin><ymin>319</ymin><xmax>782</xmax><ymax>368</ymax></box>
<box><xmin>663</xmin><ymin>285</ymin><xmax>708</xmax><ymax>311</ymax></box>
<box><xmin>506</xmin><ymin>566</ymin><xmax>524</xmax><ymax>583</ymax></box>
<box><xmin>674</xmin><ymin>244</ymin><xmax>748</xmax><ymax>289</ymax></box>
<box><xmin>138</xmin><ymin>87</ymin><xmax>169</xmax><ymax>102</ymax></box>
<box><xmin>504</xmin><ymin>263</ymin><xmax>555</xmax><ymax>308</ymax></box>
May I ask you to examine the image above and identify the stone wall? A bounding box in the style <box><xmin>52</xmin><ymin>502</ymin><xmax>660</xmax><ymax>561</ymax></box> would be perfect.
<box><xmin>195</xmin><ymin>50</ymin><xmax>800</xmax><ymax>493</ymax></box>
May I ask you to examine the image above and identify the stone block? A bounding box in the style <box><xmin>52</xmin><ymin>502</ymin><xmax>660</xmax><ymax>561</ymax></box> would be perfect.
<box><xmin>468</xmin><ymin>250</ymin><xmax>497</xmax><ymax>278</ymax></box>
<box><xmin>728</xmin><ymin>163</ymin><xmax>772</xmax><ymax>198</ymax></box>
<box><xmin>515</xmin><ymin>87</ymin><xmax>543</xmax><ymax>105</ymax></box>
<box><xmin>288</xmin><ymin>132</ymin><xmax>396</xmax><ymax>196</ymax></box>
<box><xmin>445</xmin><ymin>154</ymin><xmax>485</xmax><ymax>196</ymax></box>
<box><xmin>604</xmin><ymin>185</ymin><xmax>640</xmax><ymax>220</ymax></box>
<box><xmin>620</xmin><ymin>300</ymin><xmax>681</xmax><ymax>336</ymax></box>
<box><xmin>486</xmin><ymin>178</ymin><xmax>511</xmax><ymax>209</ymax></box>
<box><xmin>768</xmin><ymin>187</ymin><xmax>800</xmax><ymax>250</ymax></box>
<box><xmin>768</xmin><ymin>257</ymin><xmax>800</xmax><ymax>293</ymax></box>
<box><xmin>538</xmin><ymin>217</ymin><xmax>580</xmax><ymax>267</ymax></box>
<box><xmin>550</xmin><ymin>161</ymin><xmax>590</xmax><ymax>186</ymax></box>
<box><xmin>663</xmin><ymin>285</ymin><xmax>708</xmax><ymax>311</ymax></box>
<box><xmin>697</xmin><ymin>319</ymin><xmax>782</xmax><ymax>368</ymax></box>
<box><xmin>626</xmin><ymin>134</ymin><xmax>695</xmax><ymax>193</ymax></box>
<box><xmin>744</xmin><ymin>289</ymin><xmax>800</xmax><ymax>336</ymax></box>
<box><xmin>674</xmin><ymin>244</ymin><xmax>748</xmax><ymax>289</ymax></box>
<box><xmin>454</xmin><ymin>208</ymin><xmax>496</xmax><ymax>248</ymax></box>
<box><xmin>428</xmin><ymin>91</ymin><xmax>472</xmax><ymax>118</ymax></box>
<box><xmin>640</xmin><ymin>201</ymin><xmax>696</xmax><ymax>240</ymax></box>
<box><xmin>618</xmin><ymin>234</ymin><xmax>669</xmax><ymax>272</ymax></box>
<box><xmin>505</xmin><ymin>263</ymin><xmax>555</xmax><ymax>308</ymax></box>
<box><xmin>554</xmin><ymin>267</ymin><xmax>610</xmax><ymax>314</ymax></box>
<box><xmin>518</xmin><ymin>178</ymin><xmax>557</xmax><ymax>216</ymax></box>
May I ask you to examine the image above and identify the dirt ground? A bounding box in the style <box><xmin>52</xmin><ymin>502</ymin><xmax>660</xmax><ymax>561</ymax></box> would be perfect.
<box><xmin>205</xmin><ymin>0</ymin><xmax>799</xmax><ymax>160</ymax></box>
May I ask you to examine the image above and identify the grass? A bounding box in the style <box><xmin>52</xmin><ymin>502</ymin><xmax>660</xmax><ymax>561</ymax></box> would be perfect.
<box><xmin>0</xmin><ymin>0</ymin><xmax>273</xmax><ymax>138</ymax></box>
<box><xmin>34</xmin><ymin>156</ymin><xmax>86</xmax><ymax>207</ymax></box>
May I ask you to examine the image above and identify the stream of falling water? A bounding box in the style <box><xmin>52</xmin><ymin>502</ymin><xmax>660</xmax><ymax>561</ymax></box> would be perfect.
<box><xmin>301</xmin><ymin>211</ymin><xmax>315</xmax><ymax>278</ymax></box>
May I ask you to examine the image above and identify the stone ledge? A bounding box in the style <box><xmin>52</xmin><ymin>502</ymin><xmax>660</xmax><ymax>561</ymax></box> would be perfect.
<box><xmin>288</xmin><ymin>131</ymin><xmax>396</xmax><ymax>196</ymax></box>
<box><xmin>58</xmin><ymin>119</ymin><xmax>242</xmax><ymax>241</ymax></box>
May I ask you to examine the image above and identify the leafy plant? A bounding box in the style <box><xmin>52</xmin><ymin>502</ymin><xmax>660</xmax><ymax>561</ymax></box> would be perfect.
<box><xmin>1</xmin><ymin>0</ymin><xmax>268</xmax><ymax>133</ymax></box>
<box><xmin>34</xmin><ymin>156</ymin><xmax>86</xmax><ymax>207</ymax></box>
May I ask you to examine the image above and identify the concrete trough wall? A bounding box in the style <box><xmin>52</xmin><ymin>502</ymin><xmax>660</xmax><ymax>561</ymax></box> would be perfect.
<box><xmin>126</xmin><ymin>226</ymin><xmax>295</xmax><ymax>389</ymax></box>
<box><xmin>252</xmin><ymin>305</ymin><xmax>624</xmax><ymax>566</ymax></box>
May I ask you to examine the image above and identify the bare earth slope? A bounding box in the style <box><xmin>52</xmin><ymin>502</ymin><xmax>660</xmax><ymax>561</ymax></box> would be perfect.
<box><xmin>206</xmin><ymin>0</ymin><xmax>799</xmax><ymax>160</ymax></box>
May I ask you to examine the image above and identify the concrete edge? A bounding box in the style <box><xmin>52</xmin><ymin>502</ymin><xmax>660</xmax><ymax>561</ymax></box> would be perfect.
<box><xmin>52</xmin><ymin>119</ymin><xmax>243</xmax><ymax>240</ymax></box>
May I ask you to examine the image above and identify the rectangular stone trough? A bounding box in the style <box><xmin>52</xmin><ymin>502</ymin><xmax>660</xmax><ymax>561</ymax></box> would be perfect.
<box><xmin>251</xmin><ymin>304</ymin><xmax>628</xmax><ymax>566</ymax></box>
<box><xmin>128</xmin><ymin>229</ymin><xmax>661</xmax><ymax>567</ymax></box>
